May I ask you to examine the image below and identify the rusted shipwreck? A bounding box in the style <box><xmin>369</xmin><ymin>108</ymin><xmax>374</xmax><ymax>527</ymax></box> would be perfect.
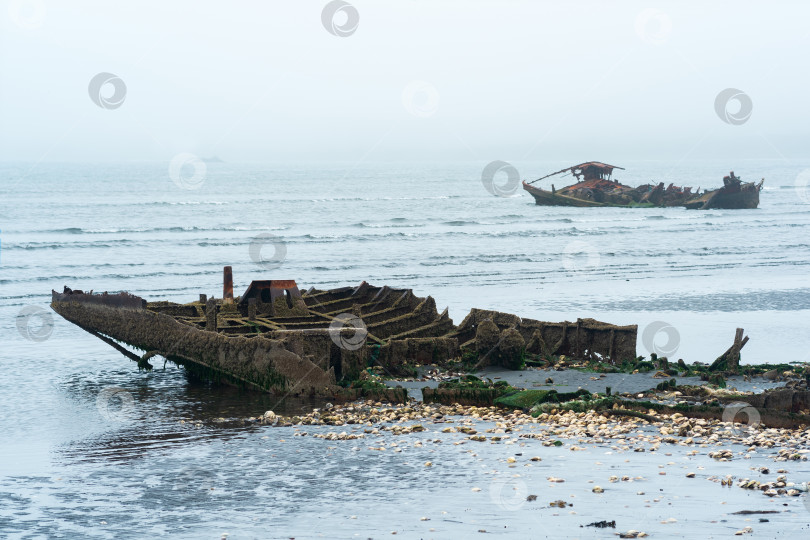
<box><xmin>51</xmin><ymin>268</ymin><xmax>637</xmax><ymax>400</ymax></box>
<box><xmin>683</xmin><ymin>172</ymin><xmax>763</xmax><ymax>210</ymax></box>
<box><xmin>521</xmin><ymin>162</ymin><xmax>763</xmax><ymax>209</ymax></box>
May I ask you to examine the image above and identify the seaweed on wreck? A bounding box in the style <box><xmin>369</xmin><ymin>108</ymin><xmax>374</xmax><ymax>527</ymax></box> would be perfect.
<box><xmin>560</xmin><ymin>351</ymin><xmax>807</xmax><ymax>381</ymax></box>
<box><xmin>341</xmin><ymin>378</ymin><xmax>389</xmax><ymax>392</ymax></box>
<box><xmin>656</xmin><ymin>378</ymin><xmax>677</xmax><ymax>391</ymax></box>
<box><xmin>437</xmin><ymin>375</ymin><xmax>511</xmax><ymax>390</ymax></box>
<box><xmin>523</xmin><ymin>353</ymin><xmax>553</xmax><ymax>368</ymax></box>
<box><xmin>704</xmin><ymin>373</ymin><xmax>727</xmax><ymax>388</ymax></box>
<box><xmin>530</xmin><ymin>396</ymin><xmax>615</xmax><ymax>416</ymax></box>
<box><xmin>335</xmin><ymin>384</ymin><xmax>408</xmax><ymax>403</ymax></box>
<box><xmin>495</xmin><ymin>388</ymin><xmax>592</xmax><ymax>410</ymax></box>
<box><xmin>422</xmin><ymin>376</ymin><xmax>516</xmax><ymax>406</ymax></box>
<box><xmin>176</xmin><ymin>353</ymin><xmax>290</xmax><ymax>392</ymax></box>
<box><xmin>459</xmin><ymin>349</ymin><xmax>481</xmax><ymax>372</ymax></box>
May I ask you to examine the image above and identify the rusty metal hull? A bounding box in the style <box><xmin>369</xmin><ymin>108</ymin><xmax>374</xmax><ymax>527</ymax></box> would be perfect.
<box><xmin>683</xmin><ymin>181</ymin><xmax>762</xmax><ymax>210</ymax></box>
<box><xmin>522</xmin><ymin>182</ymin><xmax>611</xmax><ymax>207</ymax></box>
<box><xmin>524</xmin><ymin>165</ymin><xmax>761</xmax><ymax>209</ymax></box>
<box><xmin>522</xmin><ymin>181</ymin><xmax>688</xmax><ymax>208</ymax></box>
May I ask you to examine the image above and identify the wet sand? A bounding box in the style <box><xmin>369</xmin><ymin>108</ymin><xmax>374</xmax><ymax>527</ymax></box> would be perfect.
<box><xmin>3</xmin><ymin>376</ymin><xmax>807</xmax><ymax>539</ymax></box>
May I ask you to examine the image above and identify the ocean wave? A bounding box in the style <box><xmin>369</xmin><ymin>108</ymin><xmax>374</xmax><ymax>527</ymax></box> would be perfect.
<box><xmin>134</xmin><ymin>200</ymin><xmax>229</xmax><ymax>206</ymax></box>
<box><xmin>307</xmin><ymin>195</ymin><xmax>458</xmax><ymax>203</ymax></box>
<box><xmin>37</xmin><ymin>225</ymin><xmax>287</xmax><ymax>235</ymax></box>
<box><xmin>350</xmin><ymin>222</ymin><xmax>424</xmax><ymax>229</ymax></box>
<box><xmin>5</xmin><ymin>241</ymin><xmax>136</xmax><ymax>251</ymax></box>
<box><xmin>14</xmin><ymin>222</ymin><xmax>801</xmax><ymax>252</ymax></box>
<box><xmin>310</xmin><ymin>265</ymin><xmax>357</xmax><ymax>271</ymax></box>
<box><xmin>591</xmin><ymin>289</ymin><xmax>810</xmax><ymax>312</ymax></box>
<box><xmin>443</xmin><ymin>220</ymin><xmax>478</xmax><ymax>226</ymax></box>
<box><xmin>1</xmin><ymin>269</ymin><xmax>218</xmax><ymax>286</ymax></box>
<box><xmin>420</xmin><ymin>254</ymin><xmax>536</xmax><ymax>266</ymax></box>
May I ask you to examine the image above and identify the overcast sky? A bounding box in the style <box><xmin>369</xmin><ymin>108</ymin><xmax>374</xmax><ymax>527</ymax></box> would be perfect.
<box><xmin>1</xmin><ymin>0</ymin><xmax>808</xmax><ymax>164</ymax></box>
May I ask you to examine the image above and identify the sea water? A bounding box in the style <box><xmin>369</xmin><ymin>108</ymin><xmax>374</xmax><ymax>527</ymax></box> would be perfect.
<box><xmin>1</xmin><ymin>159</ymin><xmax>809</xmax><ymax>538</ymax></box>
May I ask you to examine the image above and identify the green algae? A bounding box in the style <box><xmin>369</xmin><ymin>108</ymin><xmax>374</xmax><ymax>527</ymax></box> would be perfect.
<box><xmin>495</xmin><ymin>388</ymin><xmax>591</xmax><ymax>410</ymax></box>
<box><xmin>422</xmin><ymin>376</ymin><xmax>516</xmax><ymax>406</ymax></box>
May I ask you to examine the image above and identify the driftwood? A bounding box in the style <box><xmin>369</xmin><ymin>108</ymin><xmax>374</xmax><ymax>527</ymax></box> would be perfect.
<box><xmin>710</xmin><ymin>328</ymin><xmax>749</xmax><ymax>372</ymax></box>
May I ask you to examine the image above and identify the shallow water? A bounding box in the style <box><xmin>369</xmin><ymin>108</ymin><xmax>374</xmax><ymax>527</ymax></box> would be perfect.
<box><xmin>390</xmin><ymin>367</ymin><xmax>789</xmax><ymax>403</ymax></box>
<box><xmin>4</xmin><ymin>417</ymin><xmax>809</xmax><ymax>539</ymax></box>
<box><xmin>2</xmin><ymin>159</ymin><xmax>810</xmax><ymax>537</ymax></box>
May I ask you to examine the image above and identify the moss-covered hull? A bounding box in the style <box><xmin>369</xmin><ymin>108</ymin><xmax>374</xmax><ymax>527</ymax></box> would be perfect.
<box><xmin>51</xmin><ymin>281</ymin><xmax>637</xmax><ymax>399</ymax></box>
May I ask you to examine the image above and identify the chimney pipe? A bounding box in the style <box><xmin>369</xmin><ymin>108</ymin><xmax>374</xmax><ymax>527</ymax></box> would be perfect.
<box><xmin>223</xmin><ymin>266</ymin><xmax>234</xmax><ymax>304</ymax></box>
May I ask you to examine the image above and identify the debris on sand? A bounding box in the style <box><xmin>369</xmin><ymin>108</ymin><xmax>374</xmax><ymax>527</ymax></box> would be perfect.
<box><xmin>584</xmin><ymin>520</ymin><xmax>615</xmax><ymax>528</ymax></box>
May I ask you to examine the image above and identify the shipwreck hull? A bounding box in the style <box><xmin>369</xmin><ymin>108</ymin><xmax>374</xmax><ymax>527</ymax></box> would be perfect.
<box><xmin>451</xmin><ymin>308</ymin><xmax>637</xmax><ymax>363</ymax></box>
<box><xmin>522</xmin><ymin>182</ymin><xmax>611</xmax><ymax>207</ymax></box>
<box><xmin>683</xmin><ymin>184</ymin><xmax>761</xmax><ymax>210</ymax></box>
<box><xmin>522</xmin><ymin>181</ymin><xmax>688</xmax><ymax>208</ymax></box>
<box><xmin>524</xmin><ymin>163</ymin><xmax>761</xmax><ymax>210</ymax></box>
<box><xmin>707</xmin><ymin>190</ymin><xmax>760</xmax><ymax>210</ymax></box>
<box><xmin>52</xmin><ymin>279</ymin><xmax>638</xmax><ymax>397</ymax></box>
<box><xmin>52</xmin><ymin>293</ymin><xmax>338</xmax><ymax>396</ymax></box>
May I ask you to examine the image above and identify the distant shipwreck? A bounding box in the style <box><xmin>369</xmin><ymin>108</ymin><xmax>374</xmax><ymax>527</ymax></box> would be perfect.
<box><xmin>51</xmin><ymin>268</ymin><xmax>637</xmax><ymax>400</ymax></box>
<box><xmin>522</xmin><ymin>162</ymin><xmax>763</xmax><ymax>209</ymax></box>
